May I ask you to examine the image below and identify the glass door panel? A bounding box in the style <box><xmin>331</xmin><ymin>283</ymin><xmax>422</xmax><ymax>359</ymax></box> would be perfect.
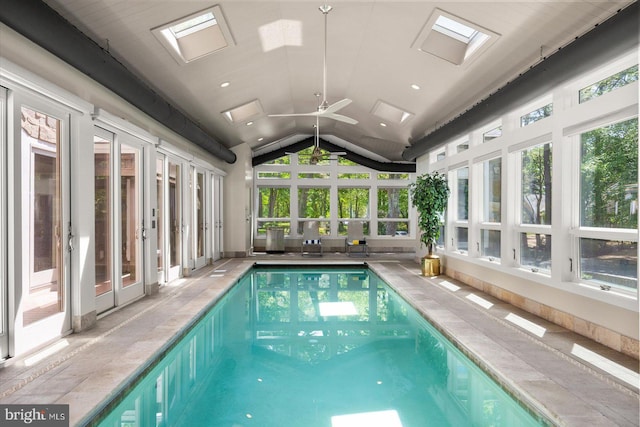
<box><xmin>156</xmin><ymin>157</ymin><xmax>164</xmax><ymax>283</ymax></box>
<box><xmin>23</xmin><ymin>108</ymin><xmax>62</xmax><ymax>326</ymax></box>
<box><xmin>193</xmin><ymin>168</ymin><xmax>206</xmax><ymax>269</ymax></box>
<box><xmin>211</xmin><ymin>174</ymin><xmax>223</xmax><ymax>261</ymax></box>
<box><xmin>17</xmin><ymin>99</ymin><xmax>70</xmax><ymax>355</ymax></box>
<box><xmin>94</xmin><ymin>133</ymin><xmax>113</xmax><ymax>302</ymax></box>
<box><xmin>120</xmin><ymin>143</ymin><xmax>142</xmax><ymax>290</ymax></box>
<box><xmin>168</xmin><ymin>161</ymin><xmax>181</xmax><ymax>281</ymax></box>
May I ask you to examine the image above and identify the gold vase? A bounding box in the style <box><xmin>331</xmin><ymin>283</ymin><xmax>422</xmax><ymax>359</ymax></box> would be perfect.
<box><xmin>421</xmin><ymin>255</ymin><xmax>440</xmax><ymax>277</ymax></box>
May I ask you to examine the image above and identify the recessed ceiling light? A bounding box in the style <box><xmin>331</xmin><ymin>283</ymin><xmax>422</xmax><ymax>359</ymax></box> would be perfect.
<box><xmin>258</xmin><ymin>137</ymin><xmax>264</xmax><ymax>142</ymax></box>
<box><xmin>246</xmin><ymin>121</ymin><xmax>254</xmax><ymax>126</ymax></box>
<box><xmin>411</xmin><ymin>84</ymin><xmax>421</xmax><ymax>90</ymax></box>
<box><xmin>380</xmin><ymin>122</ymin><xmax>387</xmax><ymax>127</ymax></box>
<box><xmin>220</xmin><ymin>81</ymin><xmax>230</xmax><ymax>88</ymax></box>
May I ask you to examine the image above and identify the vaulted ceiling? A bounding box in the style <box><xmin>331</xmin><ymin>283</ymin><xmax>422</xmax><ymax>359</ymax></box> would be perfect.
<box><xmin>34</xmin><ymin>1</ymin><xmax>636</xmax><ymax>163</ymax></box>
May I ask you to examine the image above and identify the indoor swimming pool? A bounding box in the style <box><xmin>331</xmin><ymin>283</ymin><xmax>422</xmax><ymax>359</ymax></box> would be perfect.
<box><xmin>92</xmin><ymin>265</ymin><xmax>547</xmax><ymax>426</ymax></box>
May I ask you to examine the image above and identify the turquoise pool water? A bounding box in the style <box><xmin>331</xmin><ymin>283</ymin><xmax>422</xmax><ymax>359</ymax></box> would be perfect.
<box><xmin>95</xmin><ymin>266</ymin><xmax>546</xmax><ymax>426</ymax></box>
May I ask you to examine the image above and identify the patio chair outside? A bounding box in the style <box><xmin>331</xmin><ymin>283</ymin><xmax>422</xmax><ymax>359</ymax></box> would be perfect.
<box><xmin>345</xmin><ymin>220</ymin><xmax>368</xmax><ymax>256</ymax></box>
<box><xmin>301</xmin><ymin>220</ymin><xmax>322</xmax><ymax>256</ymax></box>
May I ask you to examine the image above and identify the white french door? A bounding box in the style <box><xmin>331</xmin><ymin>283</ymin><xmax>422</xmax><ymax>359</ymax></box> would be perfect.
<box><xmin>192</xmin><ymin>166</ymin><xmax>207</xmax><ymax>269</ymax></box>
<box><xmin>211</xmin><ymin>174</ymin><xmax>223</xmax><ymax>261</ymax></box>
<box><xmin>94</xmin><ymin>127</ymin><xmax>145</xmax><ymax>313</ymax></box>
<box><xmin>157</xmin><ymin>154</ymin><xmax>183</xmax><ymax>284</ymax></box>
<box><xmin>14</xmin><ymin>93</ymin><xmax>71</xmax><ymax>355</ymax></box>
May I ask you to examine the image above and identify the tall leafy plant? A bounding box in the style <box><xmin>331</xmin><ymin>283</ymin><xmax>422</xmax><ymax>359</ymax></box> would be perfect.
<box><xmin>409</xmin><ymin>172</ymin><xmax>450</xmax><ymax>256</ymax></box>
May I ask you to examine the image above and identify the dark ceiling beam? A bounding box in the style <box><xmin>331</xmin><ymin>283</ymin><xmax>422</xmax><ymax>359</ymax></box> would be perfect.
<box><xmin>252</xmin><ymin>137</ymin><xmax>416</xmax><ymax>173</ymax></box>
<box><xmin>0</xmin><ymin>0</ymin><xmax>237</xmax><ymax>164</ymax></box>
<box><xmin>402</xmin><ymin>2</ymin><xmax>639</xmax><ymax>161</ymax></box>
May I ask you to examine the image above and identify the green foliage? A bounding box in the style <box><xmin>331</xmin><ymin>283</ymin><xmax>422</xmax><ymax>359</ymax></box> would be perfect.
<box><xmin>521</xmin><ymin>143</ymin><xmax>552</xmax><ymax>225</ymax></box>
<box><xmin>520</xmin><ymin>103</ymin><xmax>553</xmax><ymax>127</ymax></box>
<box><xmin>579</xmin><ymin>65</ymin><xmax>638</xmax><ymax>103</ymax></box>
<box><xmin>338</xmin><ymin>188</ymin><xmax>369</xmax><ymax>218</ymax></box>
<box><xmin>409</xmin><ymin>172</ymin><xmax>450</xmax><ymax>248</ymax></box>
<box><xmin>581</xmin><ymin>118</ymin><xmax>638</xmax><ymax>229</ymax></box>
<box><xmin>258</xmin><ymin>187</ymin><xmax>290</xmax><ymax>217</ymax></box>
<box><xmin>298</xmin><ymin>188</ymin><xmax>330</xmax><ymax>218</ymax></box>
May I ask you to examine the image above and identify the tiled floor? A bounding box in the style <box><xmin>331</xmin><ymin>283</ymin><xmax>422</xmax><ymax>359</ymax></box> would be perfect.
<box><xmin>0</xmin><ymin>253</ymin><xmax>638</xmax><ymax>426</ymax></box>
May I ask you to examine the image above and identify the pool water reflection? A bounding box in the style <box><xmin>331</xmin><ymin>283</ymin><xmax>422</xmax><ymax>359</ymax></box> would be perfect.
<box><xmin>96</xmin><ymin>267</ymin><xmax>545</xmax><ymax>427</ymax></box>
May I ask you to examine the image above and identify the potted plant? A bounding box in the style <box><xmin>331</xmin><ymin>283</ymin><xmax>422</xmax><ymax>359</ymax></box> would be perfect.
<box><xmin>409</xmin><ymin>171</ymin><xmax>450</xmax><ymax>276</ymax></box>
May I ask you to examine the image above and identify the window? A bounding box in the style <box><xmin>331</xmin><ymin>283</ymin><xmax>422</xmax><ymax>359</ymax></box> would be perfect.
<box><xmin>298</xmin><ymin>187</ymin><xmax>330</xmax><ymax>235</ymax></box>
<box><xmin>481</xmin><ymin>229</ymin><xmax>501</xmax><ymax>260</ymax></box>
<box><xmin>377</xmin><ymin>173</ymin><xmax>409</xmax><ymax>180</ymax></box>
<box><xmin>456</xmin><ymin>141</ymin><xmax>469</xmax><ymax>153</ymax></box>
<box><xmin>518</xmin><ymin>142</ymin><xmax>552</xmax><ymax>272</ymax></box>
<box><xmin>483</xmin><ymin>126</ymin><xmax>502</xmax><ymax>143</ymax></box>
<box><xmin>451</xmin><ymin>167</ymin><xmax>469</xmax><ymax>254</ymax></box>
<box><xmin>480</xmin><ymin>158</ymin><xmax>501</xmax><ymax>261</ymax></box>
<box><xmin>520</xmin><ymin>233</ymin><xmax>551</xmax><ymax>271</ymax></box>
<box><xmin>456</xmin><ymin>167</ymin><xmax>469</xmax><ymax>221</ymax></box>
<box><xmin>254</xmin><ymin>153</ymin><xmax>414</xmax><ymax>241</ymax></box>
<box><xmin>258</xmin><ymin>171</ymin><xmax>290</xmax><ymax>179</ymax></box>
<box><xmin>581</xmin><ymin>119</ymin><xmax>637</xmax><ymax>230</ymax></box>
<box><xmin>257</xmin><ymin>187</ymin><xmax>290</xmax><ymax>235</ymax></box>
<box><xmin>455</xmin><ymin>227</ymin><xmax>468</xmax><ymax>253</ymax></box>
<box><xmin>338</xmin><ymin>188</ymin><xmax>370</xmax><ymax>235</ymax></box>
<box><xmin>338</xmin><ymin>172</ymin><xmax>370</xmax><ymax>179</ymax></box>
<box><xmin>579</xmin><ymin>118</ymin><xmax>637</xmax><ymax>290</ymax></box>
<box><xmin>521</xmin><ymin>143</ymin><xmax>552</xmax><ymax>225</ymax></box>
<box><xmin>377</xmin><ymin>187</ymin><xmax>409</xmax><ymax>236</ymax></box>
<box><xmin>521</xmin><ymin>104</ymin><xmax>553</xmax><ymax>127</ymax></box>
<box><xmin>579</xmin><ymin>65</ymin><xmax>638</xmax><ymax>104</ymax></box>
<box><xmin>483</xmin><ymin>158</ymin><xmax>501</xmax><ymax>223</ymax></box>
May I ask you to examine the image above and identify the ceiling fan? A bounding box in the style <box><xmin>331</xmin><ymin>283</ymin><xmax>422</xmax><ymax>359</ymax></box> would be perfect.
<box><xmin>288</xmin><ymin>93</ymin><xmax>347</xmax><ymax>165</ymax></box>
<box><xmin>268</xmin><ymin>4</ymin><xmax>358</xmax><ymax>125</ymax></box>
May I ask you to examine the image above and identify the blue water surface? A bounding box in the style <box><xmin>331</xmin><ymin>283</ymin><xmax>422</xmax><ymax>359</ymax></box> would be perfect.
<box><xmin>96</xmin><ymin>267</ymin><xmax>545</xmax><ymax>427</ymax></box>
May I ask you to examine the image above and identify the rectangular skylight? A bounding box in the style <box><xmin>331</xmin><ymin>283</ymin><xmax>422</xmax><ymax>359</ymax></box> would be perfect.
<box><xmin>152</xmin><ymin>6</ymin><xmax>234</xmax><ymax>65</ymax></box>
<box><xmin>412</xmin><ymin>9</ymin><xmax>498</xmax><ymax>66</ymax></box>
<box><xmin>221</xmin><ymin>99</ymin><xmax>263</xmax><ymax>124</ymax></box>
<box><xmin>170</xmin><ymin>12</ymin><xmax>216</xmax><ymax>38</ymax></box>
<box><xmin>433</xmin><ymin>15</ymin><xmax>477</xmax><ymax>42</ymax></box>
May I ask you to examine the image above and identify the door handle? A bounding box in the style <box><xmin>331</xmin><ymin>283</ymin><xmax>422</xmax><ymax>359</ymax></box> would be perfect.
<box><xmin>68</xmin><ymin>230</ymin><xmax>75</xmax><ymax>252</ymax></box>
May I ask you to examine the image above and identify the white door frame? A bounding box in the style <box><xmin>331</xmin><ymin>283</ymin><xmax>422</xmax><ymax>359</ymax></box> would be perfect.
<box><xmin>157</xmin><ymin>153</ymin><xmax>183</xmax><ymax>283</ymax></box>
<box><xmin>211</xmin><ymin>174</ymin><xmax>223</xmax><ymax>261</ymax></box>
<box><xmin>12</xmin><ymin>92</ymin><xmax>72</xmax><ymax>355</ymax></box>
<box><xmin>115</xmin><ymin>134</ymin><xmax>145</xmax><ymax>305</ymax></box>
<box><xmin>94</xmin><ymin>127</ymin><xmax>145</xmax><ymax>313</ymax></box>
<box><xmin>0</xmin><ymin>86</ymin><xmax>8</xmax><ymax>360</ymax></box>
<box><xmin>192</xmin><ymin>166</ymin><xmax>207</xmax><ymax>270</ymax></box>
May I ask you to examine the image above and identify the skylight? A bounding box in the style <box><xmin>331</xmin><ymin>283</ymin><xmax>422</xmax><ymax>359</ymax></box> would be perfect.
<box><xmin>371</xmin><ymin>100</ymin><xmax>413</xmax><ymax>124</ymax></box>
<box><xmin>412</xmin><ymin>9</ymin><xmax>498</xmax><ymax>66</ymax></box>
<box><xmin>433</xmin><ymin>15</ymin><xmax>477</xmax><ymax>42</ymax></box>
<box><xmin>152</xmin><ymin>6</ymin><xmax>234</xmax><ymax>65</ymax></box>
<box><xmin>170</xmin><ymin>12</ymin><xmax>216</xmax><ymax>38</ymax></box>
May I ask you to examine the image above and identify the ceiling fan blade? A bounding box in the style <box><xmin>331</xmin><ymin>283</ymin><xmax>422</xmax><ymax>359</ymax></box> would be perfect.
<box><xmin>325</xmin><ymin>113</ymin><xmax>358</xmax><ymax>125</ymax></box>
<box><xmin>321</xmin><ymin>98</ymin><xmax>352</xmax><ymax>114</ymax></box>
<box><xmin>268</xmin><ymin>112</ymin><xmax>319</xmax><ymax>118</ymax></box>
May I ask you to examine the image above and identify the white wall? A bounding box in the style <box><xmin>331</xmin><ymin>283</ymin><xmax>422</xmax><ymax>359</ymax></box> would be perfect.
<box><xmin>223</xmin><ymin>143</ymin><xmax>253</xmax><ymax>257</ymax></box>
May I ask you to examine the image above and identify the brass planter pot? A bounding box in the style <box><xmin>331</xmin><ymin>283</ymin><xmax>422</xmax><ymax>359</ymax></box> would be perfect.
<box><xmin>421</xmin><ymin>255</ymin><xmax>440</xmax><ymax>277</ymax></box>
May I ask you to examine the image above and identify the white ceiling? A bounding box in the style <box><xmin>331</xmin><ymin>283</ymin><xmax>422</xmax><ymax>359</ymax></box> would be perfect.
<box><xmin>43</xmin><ymin>1</ymin><xmax>633</xmax><ymax>162</ymax></box>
